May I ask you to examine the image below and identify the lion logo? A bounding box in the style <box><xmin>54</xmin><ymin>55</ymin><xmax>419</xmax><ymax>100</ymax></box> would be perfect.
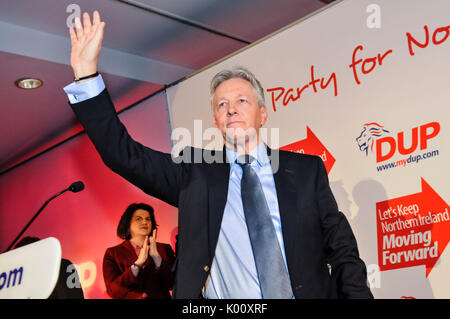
<box><xmin>356</xmin><ymin>122</ymin><xmax>390</xmax><ymax>155</ymax></box>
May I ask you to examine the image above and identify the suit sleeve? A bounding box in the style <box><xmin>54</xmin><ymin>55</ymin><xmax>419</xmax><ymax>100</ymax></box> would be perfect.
<box><xmin>102</xmin><ymin>248</ymin><xmax>143</xmax><ymax>299</ymax></box>
<box><xmin>315</xmin><ymin>158</ymin><xmax>373</xmax><ymax>299</ymax></box>
<box><xmin>69</xmin><ymin>88</ymin><xmax>185</xmax><ymax>207</ymax></box>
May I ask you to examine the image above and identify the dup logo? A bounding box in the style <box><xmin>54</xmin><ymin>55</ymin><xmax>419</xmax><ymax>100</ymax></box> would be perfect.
<box><xmin>356</xmin><ymin>122</ymin><xmax>390</xmax><ymax>156</ymax></box>
<box><xmin>356</xmin><ymin>121</ymin><xmax>440</xmax><ymax>164</ymax></box>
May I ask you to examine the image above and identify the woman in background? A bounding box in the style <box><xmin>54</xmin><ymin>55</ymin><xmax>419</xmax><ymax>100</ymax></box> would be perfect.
<box><xmin>103</xmin><ymin>203</ymin><xmax>175</xmax><ymax>299</ymax></box>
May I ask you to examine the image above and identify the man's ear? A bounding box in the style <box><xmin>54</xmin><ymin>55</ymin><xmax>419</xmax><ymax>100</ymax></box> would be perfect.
<box><xmin>213</xmin><ymin>108</ymin><xmax>221</xmax><ymax>129</ymax></box>
<box><xmin>260</xmin><ymin>106</ymin><xmax>268</xmax><ymax>127</ymax></box>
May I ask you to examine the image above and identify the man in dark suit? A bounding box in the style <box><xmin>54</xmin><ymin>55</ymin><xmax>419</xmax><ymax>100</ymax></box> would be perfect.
<box><xmin>64</xmin><ymin>11</ymin><xmax>373</xmax><ymax>299</ymax></box>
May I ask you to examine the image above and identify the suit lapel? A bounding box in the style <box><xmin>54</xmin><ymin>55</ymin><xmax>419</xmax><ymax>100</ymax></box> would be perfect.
<box><xmin>269</xmin><ymin>149</ymin><xmax>301</xmax><ymax>273</ymax></box>
<box><xmin>207</xmin><ymin>149</ymin><xmax>230</xmax><ymax>259</ymax></box>
<box><xmin>205</xmin><ymin>147</ymin><xmax>304</xmax><ymax>270</ymax></box>
<box><xmin>123</xmin><ymin>240</ymin><xmax>137</xmax><ymax>259</ymax></box>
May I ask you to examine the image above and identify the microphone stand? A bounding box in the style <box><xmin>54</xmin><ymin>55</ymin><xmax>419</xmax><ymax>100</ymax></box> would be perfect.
<box><xmin>4</xmin><ymin>188</ymin><xmax>70</xmax><ymax>253</ymax></box>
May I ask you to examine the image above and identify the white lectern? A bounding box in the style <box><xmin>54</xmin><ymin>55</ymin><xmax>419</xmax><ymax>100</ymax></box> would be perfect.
<box><xmin>0</xmin><ymin>237</ymin><xmax>61</xmax><ymax>299</ymax></box>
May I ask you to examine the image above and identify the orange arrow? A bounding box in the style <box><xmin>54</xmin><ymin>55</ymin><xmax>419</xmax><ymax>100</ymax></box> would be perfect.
<box><xmin>376</xmin><ymin>178</ymin><xmax>449</xmax><ymax>277</ymax></box>
<box><xmin>279</xmin><ymin>126</ymin><xmax>335</xmax><ymax>174</ymax></box>
<box><xmin>420</xmin><ymin>178</ymin><xmax>450</xmax><ymax>276</ymax></box>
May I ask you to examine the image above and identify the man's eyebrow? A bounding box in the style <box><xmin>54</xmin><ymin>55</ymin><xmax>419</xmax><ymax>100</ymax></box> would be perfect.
<box><xmin>214</xmin><ymin>96</ymin><xmax>228</xmax><ymax>102</ymax></box>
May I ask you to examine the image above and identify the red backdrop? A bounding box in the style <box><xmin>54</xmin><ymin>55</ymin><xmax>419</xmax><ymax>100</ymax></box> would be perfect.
<box><xmin>0</xmin><ymin>92</ymin><xmax>178</xmax><ymax>299</ymax></box>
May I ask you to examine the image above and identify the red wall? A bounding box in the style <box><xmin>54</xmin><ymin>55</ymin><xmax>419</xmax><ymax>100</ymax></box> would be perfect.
<box><xmin>0</xmin><ymin>92</ymin><xmax>178</xmax><ymax>299</ymax></box>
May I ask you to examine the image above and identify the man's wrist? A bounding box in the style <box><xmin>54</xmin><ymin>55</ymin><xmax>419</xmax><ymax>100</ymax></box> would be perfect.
<box><xmin>74</xmin><ymin>77</ymin><xmax>98</xmax><ymax>84</ymax></box>
<box><xmin>72</xmin><ymin>64</ymin><xmax>98</xmax><ymax>80</ymax></box>
<box><xmin>75</xmin><ymin>72</ymin><xmax>99</xmax><ymax>83</ymax></box>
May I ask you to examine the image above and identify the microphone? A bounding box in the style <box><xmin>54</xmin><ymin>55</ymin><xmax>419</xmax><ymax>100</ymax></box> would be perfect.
<box><xmin>68</xmin><ymin>181</ymin><xmax>84</xmax><ymax>193</ymax></box>
<box><xmin>4</xmin><ymin>181</ymin><xmax>85</xmax><ymax>252</ymax></box>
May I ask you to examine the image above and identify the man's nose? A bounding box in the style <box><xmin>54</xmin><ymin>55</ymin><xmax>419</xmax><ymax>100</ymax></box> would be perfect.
<box><xmin>227</xmin><ymin>102</ymin><xmax>238</xmax><ymax>116</ymax></box>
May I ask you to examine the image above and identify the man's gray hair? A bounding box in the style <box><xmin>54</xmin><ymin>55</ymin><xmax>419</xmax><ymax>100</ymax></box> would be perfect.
<box><xmin>210</xmin><ymin>66</ymin><xmax>266</xmax><ymax>108</ymax></box>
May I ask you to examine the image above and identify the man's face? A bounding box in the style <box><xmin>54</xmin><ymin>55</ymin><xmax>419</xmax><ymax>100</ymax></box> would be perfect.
<box><xmin>212</xmin><ymin>78</ymin><xmax>267</xmax><ymax>148</ymax></box>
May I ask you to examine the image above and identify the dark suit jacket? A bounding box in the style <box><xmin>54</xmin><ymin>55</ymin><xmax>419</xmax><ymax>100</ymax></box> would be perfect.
<box><xmin>103</xmin><ymin>240</ymin><xmax>175</xmax><ymax>299</ymax></box>
<box><xmin>70</xmin><ymin>88</ymin><xmax>373</xmax><ymax>299</ymax></box>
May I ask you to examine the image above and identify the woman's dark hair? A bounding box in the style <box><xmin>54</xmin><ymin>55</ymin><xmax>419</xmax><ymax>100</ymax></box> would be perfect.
<box><xmin>117</xmin><ymin>203</ymin><xmax>158</xmax><ymax>240</ymax></box>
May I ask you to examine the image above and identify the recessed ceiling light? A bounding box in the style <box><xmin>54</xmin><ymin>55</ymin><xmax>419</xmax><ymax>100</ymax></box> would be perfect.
<box><xmin>15</xmin><ymin>78</ymin><xmax>43</xmax><ymax>89</ymax></box>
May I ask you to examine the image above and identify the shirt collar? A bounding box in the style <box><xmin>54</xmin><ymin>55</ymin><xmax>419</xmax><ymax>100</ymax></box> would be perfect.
<box><xmin>225</xmin><ymin>142</ymin><xmax>270</xmax><ymax>167</ymax></box>
<box><xmin>129</xmin><ymin>240</ymin><xmax>142</xmax><ymax>251</ymax></box>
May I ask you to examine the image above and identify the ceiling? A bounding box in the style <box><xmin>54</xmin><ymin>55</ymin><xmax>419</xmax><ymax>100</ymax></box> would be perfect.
<box><xmin>0</xmin><ymin>0</ymin><xmax>331</xmax><ymax>174</ymax></box>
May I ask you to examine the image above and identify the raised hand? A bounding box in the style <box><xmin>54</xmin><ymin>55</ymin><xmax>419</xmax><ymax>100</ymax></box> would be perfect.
<box><xmin>135</xmin><ymin>235</ymin><xmax>150</xmax><ymax>267</ymax></box>
<box><xmin>149</xmin><ymin>229</ymin><xmax>162</xmax><ymax>268</ymax></box>
<box><xmin>149</xmin><ymin>229</ymin><xmax>160</xmax><ymax>257</ymax></box>
<box><xmin>69</xmin><ymin>10</ymin><xmax>106</xmax><ymax>80</ymax></box>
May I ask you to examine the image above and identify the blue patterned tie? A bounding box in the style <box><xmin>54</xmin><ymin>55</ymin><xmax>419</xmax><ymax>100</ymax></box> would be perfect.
<box><xmin>237</xmin><ymin>155</ymin><xmax>293</xmax><ymax>299</ymax></box>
